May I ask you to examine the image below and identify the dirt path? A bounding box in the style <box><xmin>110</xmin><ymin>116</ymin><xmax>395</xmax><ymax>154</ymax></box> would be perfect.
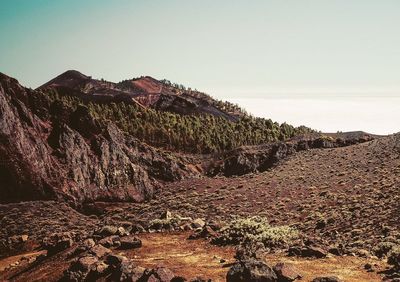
<box><xmin>0</xmin><ymin>250</ymin><xmax>45</xmax><ymax>272</ymax></box>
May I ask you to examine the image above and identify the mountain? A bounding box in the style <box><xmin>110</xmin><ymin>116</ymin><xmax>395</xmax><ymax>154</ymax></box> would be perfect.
<box><xmin>0</xmin><ymin>71</ymin><xmax>376</xmax><ymax>205</ymax></box>
<box><xmin>0</xmin><ymin>72</ymin><xmax>201</xmax><ymax>205</ymax></box>
<box><xmin>38</xmin><ymin>70</ymin><xmax>240</xmax><ymax>121</ymax></box>
<box><xmin>2</xmin><ymin>71</ymin><xmax>399</xmax><ymax>282</ymax></box>
<box><xmin>35</xmin><ymin>71</ymin><xmax>315</xmax><ymax>154</ymax></box>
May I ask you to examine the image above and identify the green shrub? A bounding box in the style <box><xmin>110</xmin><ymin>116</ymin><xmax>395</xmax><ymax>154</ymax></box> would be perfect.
<box><xmin>32</xmin><ymin>88</ymin><xmax>313</xmax><ymax>154</ymax></box>
<box><xmin>388</xmin><ymin>246</ymin><xmax>400</xmax><ymax>269</ymax></box>
<box><xmin>373</xmin><ymin>241</ymin><xmax>397</xmax><ymax>258</ymax></box>
<box><xmin>148</xmin><ymin>217</ymin><xmax>180</xmax><ymax>230</ymax></box>
<box><xmin>213</xmin><ymin>216</ymin><xmax>298</xmax><ymax>248</ymax></box>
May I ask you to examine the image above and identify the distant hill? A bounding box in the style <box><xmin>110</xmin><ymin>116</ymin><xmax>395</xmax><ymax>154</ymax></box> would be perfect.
<box><xmin>37</xmin><ymin>70</ymin><xmax>313</xmax><ymax>153</ymax></box>
<box><xmin>0</xmin><ymin>71</ymin><xmax>314</xmax><ymax>204</ymax></box>
<box><xmin>38</xmin><ymin>70</ymin><xmax>242</xmax><ymax>121</ymax></box>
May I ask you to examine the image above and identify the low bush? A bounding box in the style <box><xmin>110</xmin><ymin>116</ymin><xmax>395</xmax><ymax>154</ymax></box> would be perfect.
<box><xmin>213</xmin><ymin>216</ymin><xmax>298</xmax><ymax>249</ymax></box>
<box><xmin>373</xmin><ymin>241</ymin><xmax>397</xmax><ymax>258</ymax></box>
<box><xmin>388</xmin><ymin>246</ymin><xmax>400</xmax><ymax>269</ymax></box>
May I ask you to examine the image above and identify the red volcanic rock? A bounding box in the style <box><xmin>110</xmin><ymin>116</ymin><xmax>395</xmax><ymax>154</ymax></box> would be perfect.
<box><xmin>273</xmin><ymin>262</ymin><xmax>302</xmax><ymax>282</ymax></box>
<box><xmin>0</xmin><ymin>72</ymin><xmax>199</xmax><ymax>205</ymax></box>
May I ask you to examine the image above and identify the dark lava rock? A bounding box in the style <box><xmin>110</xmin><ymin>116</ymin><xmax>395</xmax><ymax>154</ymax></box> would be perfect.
<box><xmin>288</xmin><ymin>246</ymin><xmax>327</xmax><ymax>258</ymax></box>
<box><xmin>226</xmin><ymin>259</ymin><xmax>277</xmax><ymax>282</ymax></box>
<box><xmin>106</xmin><ymin>254</ymin><xmax>128</xmax><ymax>267</ymax></box>
<box><xmin>62</xmin><ymin>255</ymin><xmax>101</xmax><ymax>281</ymax></box>
<box><xmin>147</xmin><ymin>266</ymin><xmax>177</xmax><ymax>282</ymax></box>
<box><xmin>328</xmin><ymin>246</ymin><xmax>343</xmax><ymax>256</ymax></box>
<box><xmin>273</xmin><ymin>262</ymin><xmax>302</xmax><ymax>282</ymax></box>
<box><xmin>43</xmin><ymin>232</ymin><xmax>74</xmax><ymax>256</ymax></box>
<box><xmin>311</xmin><ymin>277</ymin><xmax>342</xmax><ymax>282</ymax></box>
<box><xmin>98</xmin><ymin>235</ymin><xmax>121</xmax><ymax>248</ymax></box>
<box><xmin>189</xmin><ymin>278</ymin><xmax>211</xmax><ymax>282</ymax></box>
<box><xmin>302</xmin><ymin>246</ymin><xmax>327</xmax><ymax>258</ymax></box>
<box><xmin>97</xmin><ymin>225</ymin><xmax>119</xmax><ymax>237</ymax></box>
<box><xmin>113</xmin><ymin>259</ymin><xmax>146</xmax><ymax>281</ymax></box>
<box><xmin>119</xmin><ymin>235</ymin><xmax>142</xmax><ymax>249</ymax></box>
<box><xmin>88</xmin><ymin>244</ymin><xmax>112</xmax><ymax>258</ymax></box>
<box><xmin>188</xmin><ymin>225</ymin><xmax>218</xmax><ymax>240</ymax></box>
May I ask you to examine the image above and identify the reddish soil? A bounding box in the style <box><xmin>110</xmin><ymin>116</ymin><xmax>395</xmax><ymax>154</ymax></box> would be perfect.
<box><xmin>101</xmin><ymin>135</ymin><xmax>399</xmax><ymax>251</ymax></box>
<box><xmin>127</xmin><ymin>233</ymin><xmax>387</xmax><ymax>282</ymax></box>
<box><xmin>0</xmin><ymin>136</ymin><xmax>399</xmax><ymax>281</ymax></box>
<box><xmin>132</xmin><ymin>77</ymin><xmax>163</xmax><ymax>94</ymax></box>
<box><xmin>0</xmin><ymin>233</ymin><xmax>387</xmax><ymax>282</ymax></box>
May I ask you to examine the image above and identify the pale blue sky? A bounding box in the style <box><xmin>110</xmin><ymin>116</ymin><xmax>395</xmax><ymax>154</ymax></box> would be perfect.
<box><xmin>1</xmin><ymin>0</ymin><xmax>400</xmax><ymax>98</ymax></box>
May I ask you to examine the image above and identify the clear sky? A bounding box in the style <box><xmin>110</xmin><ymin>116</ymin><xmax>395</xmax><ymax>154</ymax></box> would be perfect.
<box><xmin>1</xmin><ymin>1</ymin><xmax>399</xmax><ymax>133</ymax></box>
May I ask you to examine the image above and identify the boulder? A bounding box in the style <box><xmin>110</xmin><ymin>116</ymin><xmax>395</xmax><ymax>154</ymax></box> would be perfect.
<box><xmin>302</xmin><ymin>246</ymin><xmax>327</xmax><ymax>258</ymax></box>
<box><xmin>106</xmin><ymin>254</ymin><xmax>129</xmax><ymax>267</ymax></box>
<box><xmin>89</xmin><ymin>244</ymin><xmax>112</xmax><ymax>258</ymax></box>
<box><xmin>161</xmin><ymin>210</ymin><xmax>172</xmax><ymax>220</ymax></box>
<box><xmin>97</xmin><ymin>225</ymin><xmax>119</xmax><ymax>237</ymax></box>
<box><xmin>150</xmin><ymin>266</ymin><xmax>176</xmax><ymax>281</ymax></box>
<box><xmin>117</xmin><ymin>226</ymin><xmax>129</xmax><ymax>236</ymax></box>
<box><xmin>43</xmin><ymin>232</ymin><xmax>74</xmax><ymax>256</ymax></box>
<box><xmin>63</xmin><ymin>255</ymin><xmax>100</xmax><ymax>281</ymax></box>
<box><xmin>82</xmin><ymin>238</ymin><xmax>96</xmax><ymax>249</ymax></box>
<box><xmin>311</xmin><ymin>277</ymin><xmax>342</xmax><ymax>282</ymax></box>
<box><xmin>226</xmin><ymin>259</ymin><xmax>277</xmax><ymax>282</ymax></box>
<box><xmin>114</xmin><ymin>259</ymin><xmax>146</xmax><ymax>281</ymax></box>
<box><xmin>191</xmin><ymin>219</ymin><xmax>206</xmax><ymax>229</ymax></box>
<box><xmin>131</xmin><ymin>223</ymin><xmax>146</xmax><ymax>233</ymax></box>
<box><xmin>288</xmin><ymin>246</ymin><xmax>327</xmax><ymax>258</ymax></box>
<box><xmin>273</xmin><ymin>262</ymin><xmax>302</xmax><ymax>282</ymax></box>
<box><xmin>8</xmin><ymin>235</ymin><xmax>29</xmax><ymax>244</ymax></box>
<box><xmin>188</xmin><ymin>225</ymin><xmax>218</xmax><ymax>240</ymax></box>
<box><xmin>119</xmin><ymin>235</ymin><xmax>142</xmax><ymax>249</ymax></box>
<box><xmin>98</xmin><ymin>235</ymin><xmax>121</xmax><ymax>248</ymax></box>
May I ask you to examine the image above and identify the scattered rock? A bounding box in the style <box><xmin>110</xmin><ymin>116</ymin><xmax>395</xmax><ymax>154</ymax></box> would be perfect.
<box><xmin>119</xmin><ymin>235</ymin><xmax>142</xmax><ymax>249</ymax></box>
<box><xmin>8</xmin><ymin>235</ymin><xmax>29</xmax><ymax>244</ymax></box>
<box><xmin>131</xmin><ymin>223</ymin><xmax>146</xmax><ymax>233</ymax></box>
<box><xmin>188</xmin><ymin>225</ymin><xmax>218</xmax><ymax>240</ymax></box>
<box><xmin>97</xmin><ymin>225</ymin><xmax>119</xmax><ymax>237</ymax></box>
<box><xmin>303</xmin><ymin>246</ymin><xmax>327</xmax><ymax>258</ymax></box>
<box><xmin>355</xmin><ymin>249</ymin><xmax>371</xmax><ymax>258</ymax></box>
<box><xmin>98</xmin><ymin>235</ymin><xmax>121</xmax><ymax>248</ymax></box>
<box><xmin>328</xmin><ymin>246</ymin><xmax>343</xmax><ymax>256</ymax></box>
<box><xmin>161</xmin><ymin>210</ymin><xmax>172</xmax><ymax>220</ymax></box>
<box><xmin>273</xmin><ymin>262</ymin><xmax>302</xmax><ymax>281</ymax></box>
<box><xmin>191</xmin><ymin>218</ymin><xmax>206</xmax><ymax>229</ymax></box>
<box><xmin>106</xmin><ymin>254</ymin><xmax>128</xmax><ymax>267</ymax></box>
<box><xmin>149</xmin><ymin>266</ymin><xmax>177</xmax><ymax>282</ymax></box>
<box><xmin>43</xmin><ymin>232</ymin><xmax>74</xmax><ymax>256</ymax></box>
<box><xmin>63</xmin><ymin>255</ymin><xmax>100</xmax><ymax>281</ymax></box>
<box><xmin>311</xmin><ymin>276</ymin><xmax>342</xmax><ymax>282</ymax></box>
<box><xmin>226</xmin><ymin>259</ymin><xmax>277</xmax><ymax>282</ymax></box>
<box><xmin>89</xmin><ymin>244</ymin><xmax>112</xmax><ymax>258</ymax></box>
<box><xmin>288</xmin><ymin>246</ymin><xmax>327</xmax><ymax>258</ymax></box>
<box><xmin>114</xmin><ymin>259</ymin><xmax>146</xmax><ymax>281</ymax></box>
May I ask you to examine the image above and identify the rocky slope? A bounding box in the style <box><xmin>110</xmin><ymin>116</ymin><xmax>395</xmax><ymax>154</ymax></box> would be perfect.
<box><xmin>210</xmin><ymin>132</ymin><xmax>375</xmax><ymax>176</ymax></box>
<box><xmin>39</xmin><ymin>70</ymin><xmax>238</xmax><ymax>120</ymax></box>
<box><xmin>1</xmin><ymin>71</ymin><xmax>399</xmax><ymax>282</ymax></box>
<box><xmin>92</xmin><ymin>133</ymin><xmax>400</xmax><ymax>253</ymax></box>
<box><xmin>0</xmin><ymin>72</ymin><xmax>200</xmax><ymax>205</ymax></box>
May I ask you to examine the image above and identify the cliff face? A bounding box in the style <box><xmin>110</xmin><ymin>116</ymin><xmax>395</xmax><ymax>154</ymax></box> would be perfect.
<box><xmin>209</xmin><ymin>135</ymin><xmax>375</xmax><ymax>177</ymax></box>
<box><xmin>0</xmin><ymin>73</ymin><xmax>58</xmax><ymax>201</ymax></box>
<box><xmin>0</xmin><ymin>73</ymin><xmax>199</xmax><ymax>205</ymax></box>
